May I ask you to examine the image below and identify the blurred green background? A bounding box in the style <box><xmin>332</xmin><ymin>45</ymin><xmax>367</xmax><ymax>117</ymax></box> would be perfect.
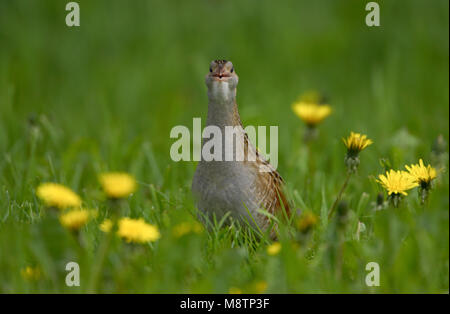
<box><xmin>0</xmin><ymin>0</ymin><xmax>448</xmax><ymax>293</ymax></box>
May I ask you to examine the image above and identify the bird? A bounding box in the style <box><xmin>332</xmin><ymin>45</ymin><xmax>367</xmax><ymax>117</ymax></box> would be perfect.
<box><xmin>192</xmin><ymin>60</ymin><xmax>290</xmax><ymax>236</ymax></box>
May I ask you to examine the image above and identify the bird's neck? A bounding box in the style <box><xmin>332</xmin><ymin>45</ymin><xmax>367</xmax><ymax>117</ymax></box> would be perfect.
<box><xmin>206</xmin><ymin>84</ymin><xmax>241</xmax><ymax>128</ymax></box>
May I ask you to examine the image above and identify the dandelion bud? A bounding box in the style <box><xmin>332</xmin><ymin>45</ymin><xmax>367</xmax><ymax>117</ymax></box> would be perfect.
<box><xmin>21</xmin><ymin>266</ymin><xmax>41</xmax><ymax>281</ymax></box>
<box><xmin>297</xmin><ymin>211</ymin><xmax>318</xmax><ymax>234</ymax></box>
<box><xmin>337</xmin><ymin>200</ymin><xmax>349</xmax><ymax>217</ymax></box>
<box><xmin>419</xmin><ymin>188</ymin><xmax>429</xmax><ymax>205</ymax></box>
<box><xmin>432</xmin><ymin>134</ymin><xmax>447</xmax><ymax>156</ymax></box>
<box><xmin>379</xmin><ymin>158</ymin><xmax>392</xmax><ymax>172</ymax></box>
<box><xmin>376</xmin><ymin>192</ymin><xmax>384</xmax><ymax>207</ymax></box>
<box><xmin>431</xmin><ymin>135</ymin><xmax>448</xmax><ymax>171</ymax></box>
<box><xmin>356</xmin><ymin>221</ymin><xmax>366</xmax><ymax>241</ymax></box>
<box><xmin>337</xmin><ymin>200</ymin><xmax>349</xmax><ymax>226</ymax></box>
<box><xmin>388</xmin><ymin>193</ymin><xmax>401</xmax><ymax>208</ymax></box>
<box><xmin>345</xmin><ymin>155</ymin><xmax>360</xmax><ymax>173</ymax></box>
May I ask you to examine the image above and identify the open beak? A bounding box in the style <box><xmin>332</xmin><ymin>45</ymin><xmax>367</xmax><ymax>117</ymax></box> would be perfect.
<box><xmin>212</xmin><ymin>72</ymin><xmax>231</xmax><ymax>79</ymax></box>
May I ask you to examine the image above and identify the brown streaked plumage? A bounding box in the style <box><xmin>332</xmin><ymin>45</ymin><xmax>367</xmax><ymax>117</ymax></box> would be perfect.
<box><xmin>192</xmin><ymin>60</ymin><xmax>290</xmax><ymax>236</ymax></box>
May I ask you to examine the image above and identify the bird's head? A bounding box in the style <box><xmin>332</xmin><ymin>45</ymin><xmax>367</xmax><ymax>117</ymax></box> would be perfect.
<box><xmin>205</xmin><ymin>60</ymin><xmax>239</xmax><ymax>91</ymax></box>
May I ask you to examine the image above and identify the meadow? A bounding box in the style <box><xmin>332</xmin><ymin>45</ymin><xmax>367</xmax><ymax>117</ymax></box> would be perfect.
<box><xmin>0</xmin><ymin>0</ymin><xmax>448</xmax><ymax>293</ymax></box>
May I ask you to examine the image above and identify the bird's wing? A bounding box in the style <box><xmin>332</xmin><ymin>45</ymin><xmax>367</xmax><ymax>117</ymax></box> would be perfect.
<box><xmin>242</xmin><ymin>132</ymin><xmax>291</xmax><ymax>217</ymax></box>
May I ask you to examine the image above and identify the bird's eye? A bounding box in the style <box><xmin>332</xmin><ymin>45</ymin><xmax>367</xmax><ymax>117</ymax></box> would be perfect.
<box><xmin>209</xmin><ymin>67</ymin><xmax>213</xmax><ymax>73</ymax></box>
<box><xmin>230</xmin><ymin>67</ymin><xmax>234</xmax><ymax>73</ymax></box>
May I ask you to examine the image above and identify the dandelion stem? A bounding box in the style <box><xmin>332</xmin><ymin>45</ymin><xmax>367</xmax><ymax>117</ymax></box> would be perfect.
<box><xmin>328</xmin><ymin>172</ymin><xmax>352</xmax><ymax>220</ymax></box>
<box><xmin>86</xmin><ymin>228</ymin><xmax>113</xmax><ymax>293</ymax></box>
<box><xmin>304</xmin><ymin>142</ymin><xmax>313</xmax><ymax>195</ymax></box>
<box><xmin>86</xmin><ymin>214</ymin><xmax>118</xmax><ymax>293</ymax></box>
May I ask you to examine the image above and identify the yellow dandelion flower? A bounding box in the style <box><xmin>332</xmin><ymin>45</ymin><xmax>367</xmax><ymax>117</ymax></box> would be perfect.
<box><xmin>100</xmin><ymin>219</ymin><xmax>113</xmax><ymax>233</ymax></box>
<box><xmin>59</xmin><ymin>209</ymin><xmax>91</xmax><ymax>231</ymax></box>
<box><xmin>21</xmin><ymin>266</ymin><xmax>41</xmax><ymax>281</ymax></box>
<box><xmin>229</xmin><ymin>287</ymin><xmax>242</xmax><ymax>294</ymax></box>
<box><xmin>172</xmin><ymin>222</ymin><xmax>204</xmax><ymax>238</ymax></box>
<box><xmin>192</xmin><ymin>222</ymin><xmax>204</xmax><ymax>234</ymax></box>
<box><xmin>297</xmin><ymin>211</ymin><xmax>318</xmax><ymax>233</ymax></box>
<box><xmin>377</xmin><ymin>170</ymin><xmax>418</xmax><ymax>196</ymax></box>
<box><xmin>405</xmin><ymin>159</ymin><xmax>437</xmax><ymax>188</ymax></box>
<box><xmin>36</xmin><ymin>183</ymin><xmax>81</xmax><ymax>209</ymax></box>
<box><xmin>266</xmin><ymin>242</ymin><xmax>282</xmax><ymax>256</ymax></box>
<box><xmin>99</xmin><ymin>172</ymin><xmax>136</xmax><ymax>199</ymax></box>
<box><xmin>292</xmin><ymin>101</ymin><xmax>332</xmax><ymax>127</ymax></box>
<box><xmin>298</xmin><ymin>90</ymin><xmax>324</xmax><ymax>104</ymax></box>
<box><xmin>100</xmin><ymin>217</ymin><xmax>160</xmax><ymax>243</ymax></box>
<box><xmin>343</xmin><ymin>132</ymin><xmax>373</xmax><ymax>156</ymax></box>
<box><xmin>172</xmin><ymin>222</ymin><xmax>191</xmax><ymax>238</ymax></box>
<box><xmin>342</xmin><ymin>132</ymin><xmax>373</xmax><ymax>173</ymax></box>
<box><xmin>117</xmin><ymin>217</ymin><xmax>160</xmax><ymax>244</ymax></box>
<box><xmin>254</xmin><ymin>281</ymin><xmax>268</xmax><ymax>293</ymax></box>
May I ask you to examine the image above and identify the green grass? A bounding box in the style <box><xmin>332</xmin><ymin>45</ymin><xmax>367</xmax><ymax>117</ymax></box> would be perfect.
<box><xmin>0</xmin><ymin>0</ymin><xmax>448</xmax><ymax>293</ymax></box>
